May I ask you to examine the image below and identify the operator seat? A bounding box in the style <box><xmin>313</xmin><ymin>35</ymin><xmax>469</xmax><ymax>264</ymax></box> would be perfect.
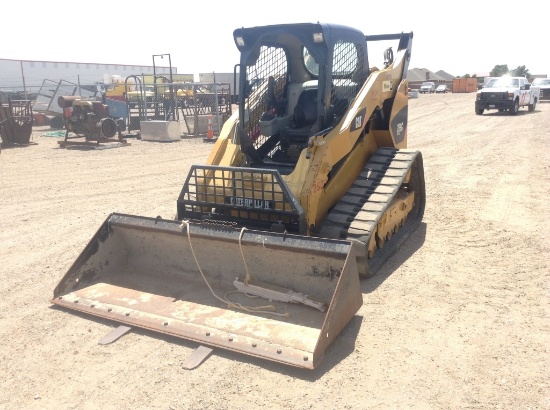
<box><xmin>272</xmin><ymin>85</ymin><xmax>318</xmax><ymax>163</ymax></box>
<box><xmin>292</xmin><ymin>88</ymin><xmax>318</xmax><ymax>129</ymax></box>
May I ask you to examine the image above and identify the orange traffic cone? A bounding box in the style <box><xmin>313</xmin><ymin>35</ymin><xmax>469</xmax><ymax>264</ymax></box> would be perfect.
<box><xmin>203</xmin><ymin>114</ymin><xmax>216</xmax><ymax>143</ymax></box>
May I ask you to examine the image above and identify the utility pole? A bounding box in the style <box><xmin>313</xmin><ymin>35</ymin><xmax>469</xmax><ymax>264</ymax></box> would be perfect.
<box><xmin>20</xmin><ymin>61</ymin><xmax>27</xmax><ymax>99</ymax></box>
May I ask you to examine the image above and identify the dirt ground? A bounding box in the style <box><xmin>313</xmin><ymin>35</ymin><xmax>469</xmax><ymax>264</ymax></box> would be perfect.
<box><xmin>1</xmin><ymin>93</ymin><xmax>548</xmax><ymax>410</ymax></box>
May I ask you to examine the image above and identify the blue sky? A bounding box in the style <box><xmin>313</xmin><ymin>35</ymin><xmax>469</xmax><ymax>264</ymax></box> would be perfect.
<box><xmin>4</xmin><ymin>0</ymin><xmax>548</xmax><ymax>77</ymax></box>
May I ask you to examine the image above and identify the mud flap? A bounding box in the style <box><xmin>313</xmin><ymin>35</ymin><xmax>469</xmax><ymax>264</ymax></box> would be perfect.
<box><xmin>52</xmin><ymin>213</ymin><xmax>362</xmax><ymax>369</ymax></box>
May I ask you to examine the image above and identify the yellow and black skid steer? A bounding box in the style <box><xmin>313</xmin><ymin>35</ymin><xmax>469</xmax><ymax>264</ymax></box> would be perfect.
<box><xmin>52</xmin><ymin>23</ymin><xmax>425</xmax><ymax>370</ymax></box>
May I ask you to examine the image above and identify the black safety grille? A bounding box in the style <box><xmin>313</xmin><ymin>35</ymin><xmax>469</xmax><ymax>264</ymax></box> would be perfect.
<box><xmin>177</xmin><ymin>165</ymin><xmax>304</xmax><ymax>233</ymax></box>
<box><xmin>331</xmin><ymin>41</ymin><xmax>363</xmax><ymax>108</ymax></box>
<box><xmin>244</xmin><ymin>46</ymin><xmax>288</xmax><ymax>149</ymax></box>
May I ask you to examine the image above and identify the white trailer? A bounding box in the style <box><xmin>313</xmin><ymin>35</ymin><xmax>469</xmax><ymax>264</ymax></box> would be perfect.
<box><xmin>199</xmin><ymin>72</ymin><xmax>240</xmax><ymax>103</ymax></box>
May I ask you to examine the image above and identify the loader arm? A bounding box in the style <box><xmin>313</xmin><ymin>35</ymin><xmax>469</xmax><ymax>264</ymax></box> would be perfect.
<box><xmin>286</xmin><ymin>34</ymin><xmax>413</xmax><ymax>234</ymax></box>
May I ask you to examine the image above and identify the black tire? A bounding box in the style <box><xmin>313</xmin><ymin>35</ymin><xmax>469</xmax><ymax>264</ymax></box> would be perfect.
<box><xmin>475</xmin><ymin>108</ymin><xmax>484</xmax><ymax>115</ymax></box>
<box><xmin>510</xmin><ymin>100</ymin><xmax>519</xmax><ymax>115</ymax></box>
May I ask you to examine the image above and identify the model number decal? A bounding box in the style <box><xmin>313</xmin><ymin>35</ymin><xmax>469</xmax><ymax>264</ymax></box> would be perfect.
<box><xmin>396</xmin><ymin>122</ymin><xmax>404</xmax><ymax>135</ymax></box>
<box><xmin>391</xmin><ymin>106</ymin><xmax>408</xmax><ymax>144</ymax></box>
<box><xmin>225</xmin><ymin>197</ymin><xmax>273</xmax><ymax>209</ymax></box>
<box><xmin>351</xmin><ymin>108</ymin><xmax>367</xmax><ymax>132</ymax></box>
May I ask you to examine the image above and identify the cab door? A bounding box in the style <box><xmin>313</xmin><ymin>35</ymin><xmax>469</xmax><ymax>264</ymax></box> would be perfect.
<box><xmin>519</xmin><ymin>78</ymin><xmax>530</xmax><ymax>105</ymax></box>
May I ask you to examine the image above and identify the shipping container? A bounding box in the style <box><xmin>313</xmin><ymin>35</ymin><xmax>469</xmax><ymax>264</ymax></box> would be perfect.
<box><xmin>452</xmin><ymin>78</ymin><xmax>478</xmax><ymax>93</ymax></box>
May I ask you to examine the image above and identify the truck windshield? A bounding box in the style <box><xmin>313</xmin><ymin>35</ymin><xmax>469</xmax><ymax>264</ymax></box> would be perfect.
<box><xmin>486</xmin><ymin>78</ymin><xmax>519</xmax><ymax>88</ymax></box>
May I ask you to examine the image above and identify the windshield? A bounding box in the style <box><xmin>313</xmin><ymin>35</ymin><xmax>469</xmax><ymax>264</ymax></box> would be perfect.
<box><xmin>421</xmin><ymin>82</ymin><xmax>433</xmax><ymax>87</ymax></box>
<box><xmin>532</xmin><ymin>78</ymin><xmax>550</xmax><ymax>86</ymax></box>
<box><xmin>303</xmin><ymin>47</ymin><xmax>319</xmax><ymax>76</ymax></box>
<box><xmin>485</xmin><ymin>78</ymin><xmax>519</xmax><ymax>88</ymax></box>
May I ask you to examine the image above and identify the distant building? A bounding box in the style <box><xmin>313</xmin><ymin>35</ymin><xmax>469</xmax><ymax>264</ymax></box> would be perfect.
<box><xmin>408</xmin><ymin>68</ymin><xmax>455</xmax><ymax>82</ymax></box>
<box><xmin>0</xmin><ymin>58</ymin><xmax>177</xmax><ymax>95</ymax></box>
<box><xmin>408</xmin><ymin>68</ymin><xmax>455</xmax><ymax>90</ymax></box>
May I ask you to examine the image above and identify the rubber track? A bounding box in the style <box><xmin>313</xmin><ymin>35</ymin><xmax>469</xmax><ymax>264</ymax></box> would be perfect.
<box><xmin>319</xmin><ymin>147</ymin><xmax>425</xmax><ymax>277</ymax></box>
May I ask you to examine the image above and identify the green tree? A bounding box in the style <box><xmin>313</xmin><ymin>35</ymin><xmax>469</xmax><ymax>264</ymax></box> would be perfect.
<box><xmin>511</xmin><ymin>65</ymin><xmax>531</xmax><ymax>79</ymax></box>
<box><xmin>490</xmin><ymin>64</ymin><xmax>509</xmax><ymax>77</ymax></box>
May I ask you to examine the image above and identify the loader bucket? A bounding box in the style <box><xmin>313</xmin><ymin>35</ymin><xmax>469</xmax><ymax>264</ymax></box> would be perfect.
<box><xmin>52</xmin><ymin>213</ymin><xmax>362</xmax><ymax>369</ymax></box>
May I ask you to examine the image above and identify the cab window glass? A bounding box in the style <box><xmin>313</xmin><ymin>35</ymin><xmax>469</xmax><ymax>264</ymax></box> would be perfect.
<box><xmin>303</xmin><ymin>47</ymin><xmax>319</xmax><ymax>76</ymax></box>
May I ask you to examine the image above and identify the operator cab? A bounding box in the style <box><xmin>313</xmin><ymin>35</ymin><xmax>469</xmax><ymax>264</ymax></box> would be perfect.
<box><xmin>233</xmin><ymin>23</ymin><xmax>369</xmax><ymax>172</ymax></box>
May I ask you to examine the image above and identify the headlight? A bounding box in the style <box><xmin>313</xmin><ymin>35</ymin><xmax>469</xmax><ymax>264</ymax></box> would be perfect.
<box><xmin>235</xmin><ymin>36</ymin><xmax>245</xmax><ymax>47</ymax></box>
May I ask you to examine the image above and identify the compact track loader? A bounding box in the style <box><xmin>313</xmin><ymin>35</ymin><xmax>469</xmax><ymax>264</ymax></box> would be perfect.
<box><xmin>53</xmin><ymin>23</ymin><xmax>425</xmax><ymax>370</ymax></box>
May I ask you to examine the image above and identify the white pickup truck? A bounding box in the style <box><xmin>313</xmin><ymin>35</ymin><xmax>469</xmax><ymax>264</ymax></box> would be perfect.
<box><xmin>419</xmin><ymin>81</ymin><xmax>436</xmax><ymax>93</ymax></box>
<box><xmin>475</xmin><ymin>76</ymin><xmax>539</xmax><ymax>115</ymax></box>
